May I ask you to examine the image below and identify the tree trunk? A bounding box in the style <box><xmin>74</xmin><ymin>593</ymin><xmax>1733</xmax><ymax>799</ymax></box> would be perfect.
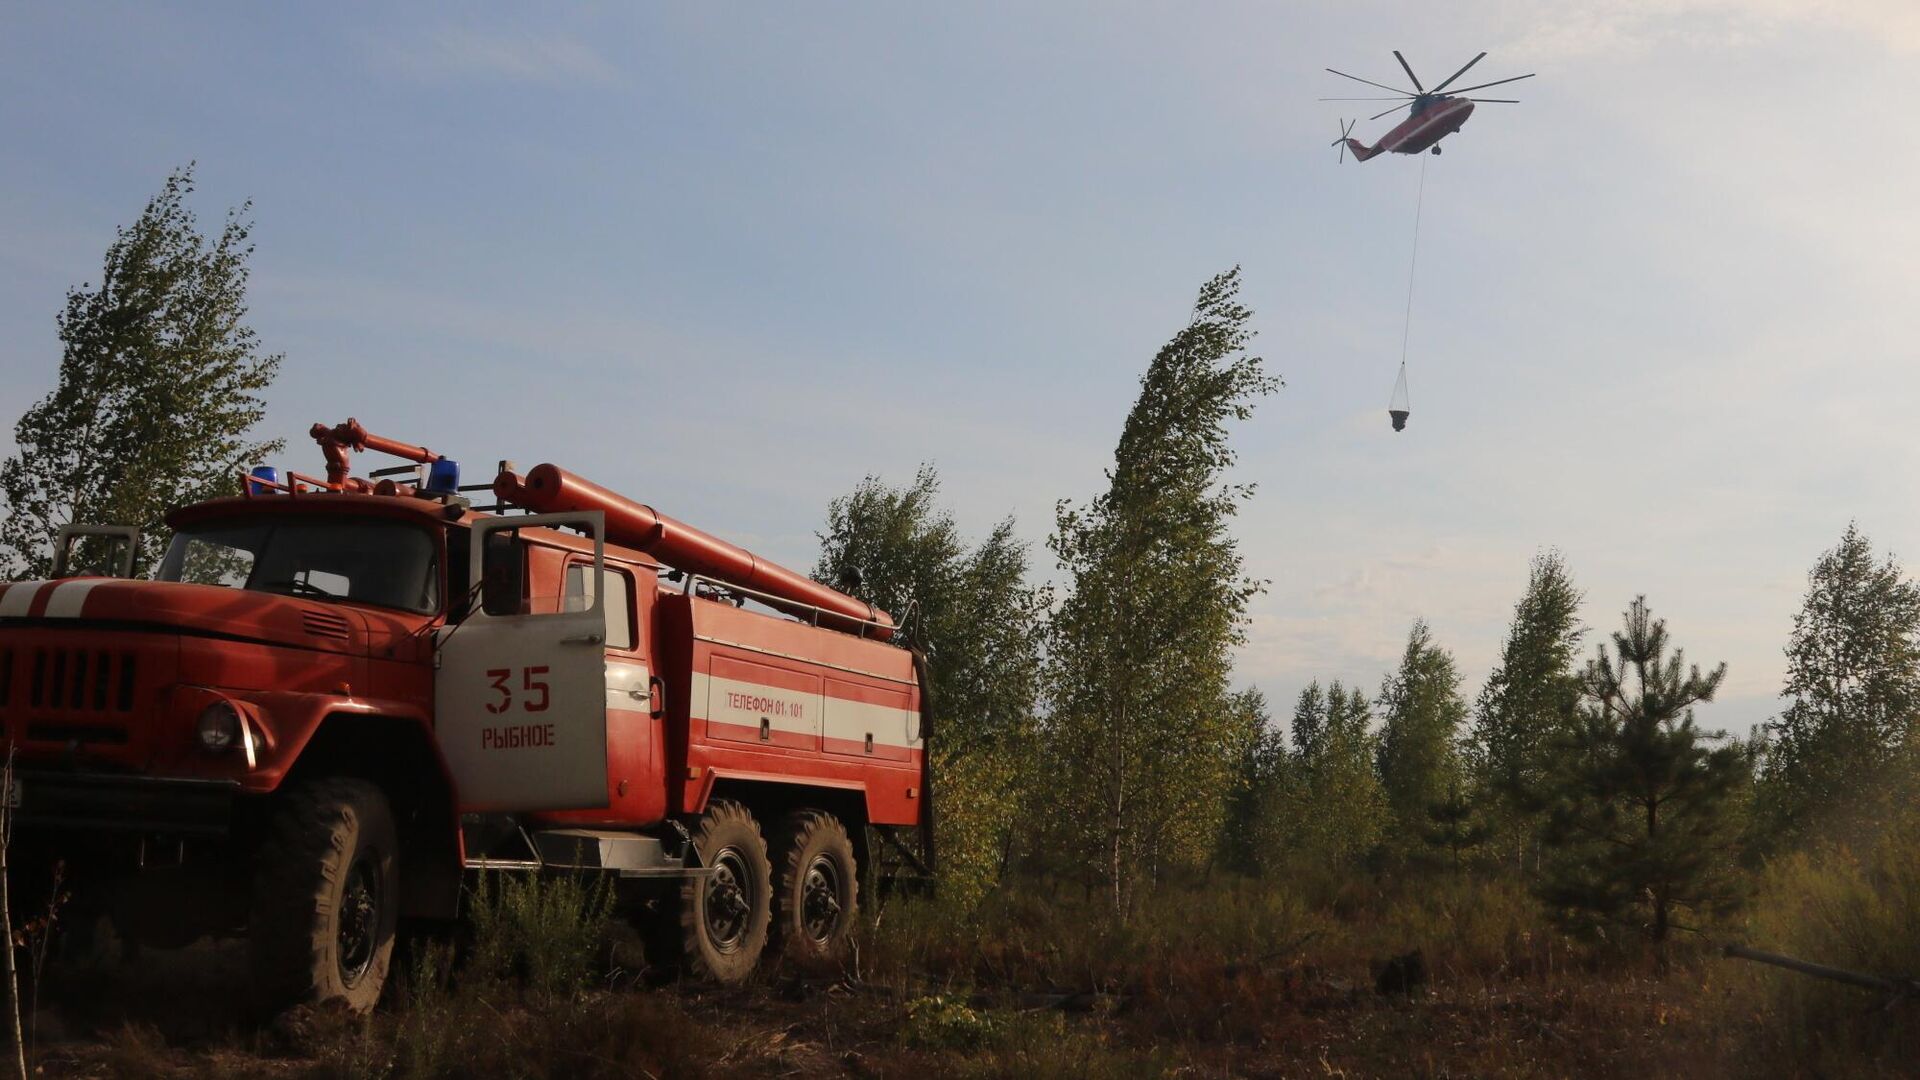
<box><xmin>1646</xmin><ymin>795</ymin><xmax>1666</xmax><ymax>945</ymax></box>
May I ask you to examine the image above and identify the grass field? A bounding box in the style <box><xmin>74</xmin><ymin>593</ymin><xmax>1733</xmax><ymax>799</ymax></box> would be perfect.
<box><xmin>14</xmin><ymin>863</ymin><xmax>1914</xmax><ymax>1079</ymax></box>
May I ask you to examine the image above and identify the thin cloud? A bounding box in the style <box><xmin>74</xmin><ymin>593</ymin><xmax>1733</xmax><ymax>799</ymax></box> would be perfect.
<box><xmin>1498</xmin><ymin>0</ymin><xmax>1920</xmax><ymax>59</ymax></box>
<box><xmin>383</xmin><ymin>25</ymin><xmax>622</xmax><ymax>87</ymax></box>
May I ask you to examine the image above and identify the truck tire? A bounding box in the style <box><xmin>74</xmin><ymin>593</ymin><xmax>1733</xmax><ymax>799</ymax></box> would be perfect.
<box><xmin>248</xmin><ymin>778</ymin><xmax>399</xmax><ymax>1014</ymax></box>
<box><xmin>771</xmin><ymin>809</ymin><xmax>859</xmax><ymax>965</ymax></box>
<box><xmin>679</xmin><ymin>800</ymin><xmax>771</xmax><ymax>984</ymax></box>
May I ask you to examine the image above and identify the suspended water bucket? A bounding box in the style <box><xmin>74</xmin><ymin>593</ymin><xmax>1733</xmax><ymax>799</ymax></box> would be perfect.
<box><xmin>1388</xmin><ymin>362</ymin><xmax>1411</xmax><ymax>432</ymax></box>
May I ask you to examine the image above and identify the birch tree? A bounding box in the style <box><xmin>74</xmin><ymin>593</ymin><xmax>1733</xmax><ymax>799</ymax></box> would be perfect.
<box><xmin>1042</xmin><ymin>267</ymin><xmax>1278</xmax><ymax>914</ymax></box>
<box><xmin>1759</xmin><ymin>523</ymin><xmax>1920</xmax><ymax>842</ymax></box>
<box><xmin>0</xmin><ymin>165</ymin><xmax>282</xmax><ymax>578</ymax></box>
<box><xmin>813</xmin><ymin>466</ymin><xmax>1047</xmax><ymax>907</ymax></box>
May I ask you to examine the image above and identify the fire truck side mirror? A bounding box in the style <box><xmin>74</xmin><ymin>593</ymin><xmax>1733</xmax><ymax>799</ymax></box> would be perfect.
<box><xmin>52</xmin><ymin>524</ymin><xmax>140</xmax><ymax>579</ymax></box>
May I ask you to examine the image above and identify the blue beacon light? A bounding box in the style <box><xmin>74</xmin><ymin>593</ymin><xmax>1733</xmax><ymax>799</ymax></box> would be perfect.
<box><xmin>425</xmin><ymin>459</ymin><xmax>461</xmax><ymax>495</ymax></box>
<box><xmin>247</xmin><ymin>466</ymin><xmax>282</xmax><ymax>494</ymax></box>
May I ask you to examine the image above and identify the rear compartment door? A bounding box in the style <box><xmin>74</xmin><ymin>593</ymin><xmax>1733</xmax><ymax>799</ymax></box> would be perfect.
<box><xmin>823</xmin><ymin>678</ymin><xmax>917</xmax><ymax>762</ymax></box>
<box><xmin>701</xmin><ymin>654</ymin><xmax>822</xmax><ymax>751</ymax></box>
<box><xmin>435</xmin><ymin>513</ymin><xmax>610</xmax><ymax>811</ymax></box>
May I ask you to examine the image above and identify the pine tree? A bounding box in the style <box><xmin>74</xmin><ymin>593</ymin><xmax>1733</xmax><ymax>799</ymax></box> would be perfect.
<box><xmin>1422</xmin><ymin>780</ymin><xmax>1493</xmax><ymax>871</ymax></box>
<box><xmin>1466</xmin><ymin>551</ymin><xmax>1585</xmax><ymax>862</ymax></box>
<box><xmin>813</xmin><ymin>466</ymin><xmax>1047</xmax><ymax>906</ymax></box>
<box><xmin>0</xmin><ymin>165</ymin><xmax>283</xmax><ymax>578</ymax></box>
<box><xmin>1536</xmin><ymin>597</ymin><xmax>1750</xmax><ymax>947</ymax></box>
<box><xmin>1376</xmin><ymin>620</ymin><xmax>1468</xmax><ymax>859</ymax></box>
<box><xmin>1758</xmin><ymin>523</ymin><xmax>1920</xmax><ymax>843</ymax></box>
<box><xmin>1043</xmin><ymin>267</ymin><xmax>1279</xmax><ymax>914</ymax></box>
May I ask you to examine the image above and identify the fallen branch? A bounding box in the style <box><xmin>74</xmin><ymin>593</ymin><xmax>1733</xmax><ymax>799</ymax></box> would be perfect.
<box><xmin>1722</xmin><ymin>943</ymin><xmax>1920</xmax><ymax>1003</ymax></box>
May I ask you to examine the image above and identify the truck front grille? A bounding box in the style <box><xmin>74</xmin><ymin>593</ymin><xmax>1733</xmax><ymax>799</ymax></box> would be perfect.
<box><xmin>0</xmin><ymin>633</ymin><xmax>167</xmax><ymax>754</ymax></box>
<box><xmin>25</xmin><ymin>648</ymin><xmax>137</xmax><ymax>713</ymax></box>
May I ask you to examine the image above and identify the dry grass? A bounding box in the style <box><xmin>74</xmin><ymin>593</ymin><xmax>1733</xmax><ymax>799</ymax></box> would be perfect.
<box><xmin>1718</xmin><ymin>801</ymin><xmax>1920</xmax><ymax>1079</ymax></box>
<box><xmin>12</xmin><ymin>866</ymin><xmax>1909</xmax><ymax>1077</ymax></box>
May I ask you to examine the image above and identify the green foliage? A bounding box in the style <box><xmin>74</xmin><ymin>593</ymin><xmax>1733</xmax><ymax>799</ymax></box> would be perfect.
<box><xmin>1288</xmin><ymin>680</ymin><xmax>1327</xmax><ymax>760</ymax></box>
<box><xmin>901</xmin><ymin>995</ymin><xmax>1001</xmax><ymax>1049</ymax></box>
<box><xmin>1536</xmin><ymin>597</ymin><xmax>1750</xmax><ymax>946</ymax></box>
<box><xmin>813</xmin><ymin>465</ymin><xmax>1047</xmax><ymax>907</ymax></box>
<box><xmin>1218</xmin><ymin>688</ymin><xmax>1280</xmax><ymax>874</ymax></box>
<box><xmin>466</xmin><ymin>871</ymin><xmax>613</xmax><ymax>1002</ymax></box>
<box><xmin>0</xmin><ymin>165</ymin><xmax>283</xmax><ymax>578</ymax></box>
<box><xmin>1758</xmin><ymin>522</ymin><xmax>1920</xmax><ymax>846</ymax></box>
<box><xmin>1735</xmin><ymin>766</ymin><xmax>1920</xmax><ymax>1075</ymax></box>
<box><xmin>1422</xmin><ymin>780</ymin><xmax>1494</xmax><ymax>870</ymax></box>
<box><xmin>929</xmin><ymin>742</ymin><xmax>1027</xmax><ymax>907</ymax></box>
<box><xmin>1218</xmin><ymin>679</ymin><xmax>1388</xmax><ymax>881</ymax></box>
<box><xmin>1367</xmin><ymin>872</ymin><xmax>1555</xmax><ymax>978</ymax></box>
<box><xmin>385</xmin><ymin>939</ymin><xmax>462</xmax><ymax>1078</ymax></box>
<box><xmin>1265</xmin><ymin>681</ymin><xmax>1388</xmax><ymax>877</ymax></box>
<box><xmin>898</xmin><ymin>997</ymin><xmax>1159</xmax><ymax>1080</ymax></box>
<box><xmin>942</xmin><ymin>1012</ymin><xmax>1164</xmax><ymax>1080</ymax></box>
<box><xmin>1375</xmin><ymin>619</ymin><xmax>1468</xmax><ymax>860</ymax></box>
<box><xmin>1042</xmin><ymin>267</ymin><xmax>1279</xmax><ymax>914</ymax></box>
<box><xmin>1467</xmin><ymin>551</ymin><xmax>1585</xmax><ymax>852</ymax></box>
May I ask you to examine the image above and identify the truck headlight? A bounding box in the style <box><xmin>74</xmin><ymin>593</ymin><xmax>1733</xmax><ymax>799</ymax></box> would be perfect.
<box><xmin>196</xmin><ymin>701</ymin><xmax>242</xmax><ymax>752</ymax></box>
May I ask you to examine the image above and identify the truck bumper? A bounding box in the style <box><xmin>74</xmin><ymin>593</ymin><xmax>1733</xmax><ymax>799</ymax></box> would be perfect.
<box><xmin>13</xmin><ymin>771</ymin><xmax>240</xmax><ymax>836</ymax></box>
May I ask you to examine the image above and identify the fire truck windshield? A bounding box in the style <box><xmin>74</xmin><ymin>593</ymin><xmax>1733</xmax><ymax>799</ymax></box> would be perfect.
<box><xmin>156</xmin><ymin>517</ymin><xmax>440</xmax><ymax>614</ymax></box>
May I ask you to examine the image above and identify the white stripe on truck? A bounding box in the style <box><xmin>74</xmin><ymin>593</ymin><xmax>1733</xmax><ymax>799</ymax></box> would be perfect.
<box><xmin>0</xmin><ymin>582</ymin><xmax>45</xmax><ymax>617</ymax></box>
<box><xmin>43</xmin><ymin>580</ymin><xmax>103</xmax><ymax>618</ymax></box>
<box><xmin>822</xmin><ymin>695</ymin><xmax>919</xmax><ymax>749</ymax></box>
<box><xmin>690</xmin><ymin>670</ymin><xmax>921</xmax><ymax>750</ymax></box>
<box><xmin>694</xmin><ymin>671</ymin><xmax>821</xmax><ymax>738</ymax></box>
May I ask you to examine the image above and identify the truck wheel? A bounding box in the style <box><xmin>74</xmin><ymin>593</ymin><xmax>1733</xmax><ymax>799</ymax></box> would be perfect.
<box><xmin>679</xmin><ymin>800</ymin><xmax>771</xmax><ymax>984</ymax></box>
<box><xmin>249</xmin><ymin>778</ymin><xmax>399</xmax><ymax>1014</ymax></box>
<box><xmin>772</xmin><ymin>810</ymin><xmax>858</xmax><ymax>965</ymax></box>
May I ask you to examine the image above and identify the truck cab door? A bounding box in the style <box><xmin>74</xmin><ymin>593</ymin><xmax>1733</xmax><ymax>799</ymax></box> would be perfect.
<box><xmin>435</xmin><ymin>512</ymin><xmax>611</xmax><ymax>812</ymax></box>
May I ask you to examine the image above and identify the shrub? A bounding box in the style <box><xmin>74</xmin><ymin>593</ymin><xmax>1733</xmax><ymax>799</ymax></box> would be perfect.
<box><xmin>901</xmin><ymin>995</ymin><xmax>999</xmax><ymax>1049</ymax></box>
<box><xmin>1372</xmin><ymin>874</ymin><xmax>1556</xmax><ymax>980</ymax></box>
<box><xmin>466</xmin><ymin>871</ymin><xmax>614</xmax><ymax>1002</ymax></box>
<box><xmin>1732</xmin><ymin>799</ymin><xmax>1920</xmax><ymax>1076</ymax></box>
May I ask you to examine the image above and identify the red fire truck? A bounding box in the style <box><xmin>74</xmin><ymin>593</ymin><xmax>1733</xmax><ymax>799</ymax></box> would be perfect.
<box><xmin>0</xmin><ymin>420</ymin><xmax>931</xmax><ymax>1011</ymax></box>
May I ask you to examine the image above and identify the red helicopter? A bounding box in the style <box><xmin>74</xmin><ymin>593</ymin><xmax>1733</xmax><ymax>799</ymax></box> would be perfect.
<box><xmin>1323</xmin><ymin>51</ymin><xmax>1533</xmax><ymax>162</ymax></box>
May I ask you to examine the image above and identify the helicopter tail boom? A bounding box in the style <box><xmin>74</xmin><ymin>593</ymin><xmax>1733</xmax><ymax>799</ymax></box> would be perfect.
<box><xmin>1331</xmin><ymin>119</ymin><xmax>1381</xmax><ymax>163</ymax></box>
<box><xmin>1343</xmin><ymin>138</ymin><xmax>1383</xmax><ymax>162</ymax></box>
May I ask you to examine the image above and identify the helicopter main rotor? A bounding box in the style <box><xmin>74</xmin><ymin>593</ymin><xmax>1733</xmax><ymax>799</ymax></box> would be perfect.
<box><xmin>1321</xmin><ymin>50</ymin><xmax>1534</xmax><ymax>123</ymax></box>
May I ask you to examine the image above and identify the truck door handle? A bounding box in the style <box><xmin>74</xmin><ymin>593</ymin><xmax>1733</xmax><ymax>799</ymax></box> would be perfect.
<box><xmin>560</xmin><ymin>633</ymin><xmax>604</xmax><ymax>646</ymax></box>
<box><xmin>648</xmin><ymin>675</ymin><xmax>666</xmax><ymax>719</ymax></box>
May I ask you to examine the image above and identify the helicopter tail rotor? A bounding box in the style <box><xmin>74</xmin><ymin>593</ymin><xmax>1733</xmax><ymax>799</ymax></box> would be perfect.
<box><xmin>1332</xmin><ymin>118</ymin><xmax>1357</xmax><ymax>163</ymax></box>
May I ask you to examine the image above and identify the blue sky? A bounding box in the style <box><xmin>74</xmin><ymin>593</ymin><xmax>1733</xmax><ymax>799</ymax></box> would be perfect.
<box><xmin>6</xmin><ymin>2</ymin><xmax>1920</xmax><ymax>733</ymax></box>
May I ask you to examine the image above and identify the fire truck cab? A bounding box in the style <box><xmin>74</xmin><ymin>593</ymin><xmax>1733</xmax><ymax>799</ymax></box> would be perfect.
<box><xmin>0</xmin><ymin>421</ymin><xmax>930</xmax><ymax>1011</ymax></box>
